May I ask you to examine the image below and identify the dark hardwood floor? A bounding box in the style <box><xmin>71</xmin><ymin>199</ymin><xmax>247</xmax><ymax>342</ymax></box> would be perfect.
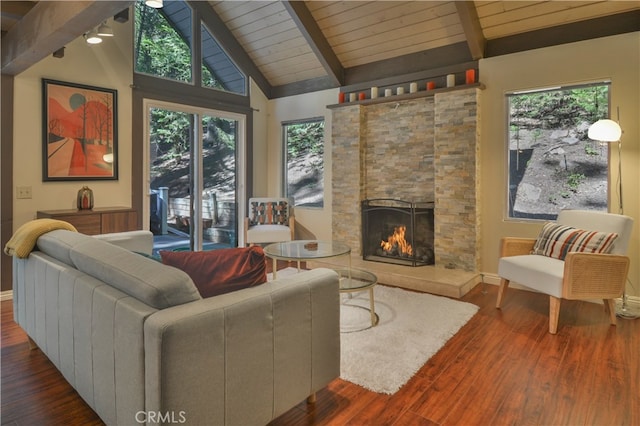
<box><xmin>2</xmin><ymin>273</ymin><xmax>639</xmax><ymax>425</ymax></box>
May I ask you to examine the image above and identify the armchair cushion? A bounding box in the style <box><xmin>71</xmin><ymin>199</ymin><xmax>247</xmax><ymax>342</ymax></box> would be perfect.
<box><xmin>246</xmin><ymin>224</ymin><xmax>293</xmax><ymax>244</ymax></box>
<box><xmin>160</xmin><ymin>247</ymin><xmax>267</xmax><ymax>298</ymax></box>
<box><xmin>531</xmin><ymin>222</ymin><xmax>618</xmax><ymax>260</ymax></box>
<box><xmin>498</xmin><ymin>254</ymin><xmax>565</xmax><ymax>298</ymax></box>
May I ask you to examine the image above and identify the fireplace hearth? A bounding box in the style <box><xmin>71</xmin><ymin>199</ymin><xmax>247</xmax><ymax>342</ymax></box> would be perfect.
<box><xmin>362</xmin><ymin>199</ymin><xmax>434</xmax><ymax>267</ymax></box>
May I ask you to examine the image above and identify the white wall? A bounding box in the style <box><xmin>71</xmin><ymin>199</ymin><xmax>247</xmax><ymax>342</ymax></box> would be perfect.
<box><xmin>13</xmin><ymin>20</ymin><xmax>133</xmax><ymax>228</ymax></box>
<box><xmin>480</xmin><ymin>32</ymin><xmax>640</xmax><ymax>295</ymax></box>
<box><xmin>250</xmin><ymin>78</ymin><xmax>269</xmax><ymax>197</ymax></box>
<box><xmin>266</xmin><ymin>89</ymin><xmax>338</xmax><ymax>241</ymax></box>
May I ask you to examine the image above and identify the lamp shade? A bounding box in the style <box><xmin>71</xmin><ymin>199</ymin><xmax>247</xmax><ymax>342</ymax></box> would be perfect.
<box><xmin>588</xmin><ymin>119</ymin><xmax>622</xmax><ymax>142</ymax></box>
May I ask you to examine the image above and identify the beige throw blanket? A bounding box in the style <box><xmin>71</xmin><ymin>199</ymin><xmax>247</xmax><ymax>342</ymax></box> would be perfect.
<box><xmin>4</xmin><ymin>219</ymin><xmax>77</xmax><ymax>258</ymax></box>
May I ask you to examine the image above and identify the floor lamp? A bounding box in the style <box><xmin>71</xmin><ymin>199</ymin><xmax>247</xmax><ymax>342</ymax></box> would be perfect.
<box><xmin>588</xmin><ymin>118</ymin><xmax>639</xmax><ymax>319</ymax></box>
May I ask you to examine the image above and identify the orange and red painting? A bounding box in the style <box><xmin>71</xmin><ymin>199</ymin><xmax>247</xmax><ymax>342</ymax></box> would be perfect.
<box><xmin>42</xmin><ymin>79</ymin><xmax>117</xmax><ymax>181</ymax></box>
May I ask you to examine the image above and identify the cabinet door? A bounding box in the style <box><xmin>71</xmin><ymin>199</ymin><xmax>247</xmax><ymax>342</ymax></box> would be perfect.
<box><xmin>101</xmin><ymin>211</ymin><xmax>138</xmax><ymax>233</ymax></box>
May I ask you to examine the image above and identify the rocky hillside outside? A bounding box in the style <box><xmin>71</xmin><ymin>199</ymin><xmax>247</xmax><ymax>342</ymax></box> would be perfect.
<box><xmin>508</xmin><ymin>85</ymin><xmax>610</xmax><ymax>220</ymax></box>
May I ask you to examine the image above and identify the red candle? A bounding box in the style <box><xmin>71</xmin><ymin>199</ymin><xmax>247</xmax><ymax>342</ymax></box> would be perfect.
<box><xmin>426</xmin><ymin>81</ymin><xmax>436</xmax><ymax>90</ymax></box>
<box><xmin>465</xmin><ymin>69</ymin><xmax>476</xmax><ymax>84</ymax></box>
<box><xmin>358</xmin><ymin>92</ymin><xmax>366</xmax><ymax>101</ymax></box>
<box><xmin>339</xmin><ymin>92</ymin><xmax>345</xmax><ymax>103</ymax></box>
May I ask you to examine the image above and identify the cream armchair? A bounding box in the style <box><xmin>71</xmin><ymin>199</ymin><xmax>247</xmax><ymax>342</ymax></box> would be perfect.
<box><xmin>496</xmin><ymin>209</ymin><xmax>633</xmax><ymax>334</ymax></box>
<box><xmin>244</xmin><ymin>197</ymin><xmax>295</xmax><ymax>245</ymax></box>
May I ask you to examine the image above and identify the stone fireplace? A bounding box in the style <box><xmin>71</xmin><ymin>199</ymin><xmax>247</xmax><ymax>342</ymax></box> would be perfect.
<box><xmin>330</xmin><ymin>87</ymin><xmax>481</xmax><ymax>272</ymax></box>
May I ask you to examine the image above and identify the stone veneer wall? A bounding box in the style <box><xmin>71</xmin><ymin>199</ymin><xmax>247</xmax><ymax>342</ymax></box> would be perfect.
<box><xmin>434</xmin><ymin>88</ymin><xmax>481</xmax><ymax>271</ymax></box>
<box><xmin>331</xmin><ymin>87</ymin><xmax>480</xmax><ymax>271</ymax></box>
<box><xmin>331</xmin><ymin>105</ymin><xmax>365</xmax><ymax>254</ymax></box>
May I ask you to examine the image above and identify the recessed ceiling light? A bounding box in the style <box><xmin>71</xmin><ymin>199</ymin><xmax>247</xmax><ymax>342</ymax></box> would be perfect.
<box><xmin>145</xmin><ymin>0</ymin><xmax>163</xmax><ymax>8</ymax></box>
<box><xmin>85</xmin><ymin>29</ymin><xmax>102</xmax><ymax>45</ymax></box>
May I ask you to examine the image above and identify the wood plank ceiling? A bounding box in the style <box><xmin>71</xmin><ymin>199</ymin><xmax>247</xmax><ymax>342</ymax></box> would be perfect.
<box><xmin>2</xmin><ymin>1</ymin><xmax>639</xmax><ymax>98</ymax></box>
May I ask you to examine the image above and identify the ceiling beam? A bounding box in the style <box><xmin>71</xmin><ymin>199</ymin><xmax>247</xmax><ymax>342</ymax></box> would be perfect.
<box><xmin>282</xmin><ymin>1</ymin><xmax>344</xmax><ymax>87</ymax></box>
<box><xmin>1</xmin><ymin>1</ymin><xmax>133</xmax><ymax>76</ymax></box>
<box><xmin>345</xmin><ymin>42</ymin><xmax>473</xmax><ymax>86</ymax></box>
<box><xmin>486</xmin><ymin>10</ymin><xmax>640</xmax><ymax>58</ymax></box>
<box><xmin>272</xmin><ymin>42</ymin><xmax>478</xmax><ymax>99</ymax></box>
<box><xmin>455</xmin><ymin>1</ymin><xmax>486</xmax><ymax>60</ymax></box>
<box><xmin>1</xmin><ymin>1</ymin><xmax>37</xmax><ymax>20</ymax></box>
<box><xmin>190</xmin><ymin>1</ymin><xmax>271</xmax><ymax>98</ymax></box>
<box><xmin>271</xmin><ymin>75</ymin><xmax>336</xmax><ymax>99</ymax></box>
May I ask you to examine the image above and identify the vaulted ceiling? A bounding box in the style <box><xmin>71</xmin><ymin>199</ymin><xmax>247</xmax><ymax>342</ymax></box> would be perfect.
<box><xmin>2</xmin><ymin>1</ymin><xmax>638</xmax><ymax>98</ymax></box>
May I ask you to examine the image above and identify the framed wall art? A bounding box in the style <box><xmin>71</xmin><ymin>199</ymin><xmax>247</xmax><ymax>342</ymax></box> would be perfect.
<box><xmin>42</xmin><ymin>79</ymin><xmax>118</xmax><ymax>181</ymax></box>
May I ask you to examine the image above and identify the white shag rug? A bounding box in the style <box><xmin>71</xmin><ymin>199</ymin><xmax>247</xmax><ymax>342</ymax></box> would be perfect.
<box><xmin>268</xmin><ymin>268</ymin><xmax>479</xmax><ymax>395</ymax></box>
<box><xmin>340</xmin><ymin>285</ymin><xmax>478</xmax><ymax>394</ymax></box>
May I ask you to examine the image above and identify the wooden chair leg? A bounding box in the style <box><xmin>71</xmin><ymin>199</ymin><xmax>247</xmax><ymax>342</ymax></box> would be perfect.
<box><xmin>604</xmin><ymin>299</ymin><xmax>617</xmax><ymax>326</ymax></box>
<box><xmin>549</xmin><ymin>296</ymin><xmax>561</xmax><ymax>334</ymax></box>
<box><xmin>496</xmin><ymin>278</ymin><xmax>510</xmax><ymax>308</ymax></box>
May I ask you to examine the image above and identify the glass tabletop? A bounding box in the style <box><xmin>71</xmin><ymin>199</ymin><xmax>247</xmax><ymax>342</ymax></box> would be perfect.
<box><xmin>263</xmin><ymin>240</ymin><xmax>351</xmax><ymax>261</ymax></box>
<box><xmin>335</xmin><ymin>268</ymin><xmax>377</xmax><ymax>292</ymax></box>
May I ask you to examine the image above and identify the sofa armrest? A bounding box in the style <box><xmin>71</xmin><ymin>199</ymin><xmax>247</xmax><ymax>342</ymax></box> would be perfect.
<box><xmin>143</xmin><ymin>268</ymin><xmax>339</xmax><ymax>425</ymax></box>
<box><xmin>500</xmin><ymin>237</ymin><xmax>536</xmax><ymax>257</ymax></box>
<box><xmin>563</xmin><ymin>252</ymin><xmax>629</xmax><ymax>299</ymax></box>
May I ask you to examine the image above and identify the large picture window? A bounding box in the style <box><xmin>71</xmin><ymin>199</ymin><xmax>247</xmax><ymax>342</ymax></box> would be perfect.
<box><xmin>507</xmin><ymin>82</ymin><xmax>610</xmax><ymax>220</ymax></box>
<box><xmin>283</xmin><ymin>119</ymin><xmax>325</xmax><ymax>208</ymax></box>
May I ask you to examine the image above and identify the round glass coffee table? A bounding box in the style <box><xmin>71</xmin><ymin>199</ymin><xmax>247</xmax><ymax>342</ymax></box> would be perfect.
<box><xmin>264</xmin><ymin>240</ymin><xmax>351</xmax><ymax>279</ymax></box>
<box><xmin>335</xmin><ymin>268</ymin><xmax>378</xmax><ymax>332</ymax></box>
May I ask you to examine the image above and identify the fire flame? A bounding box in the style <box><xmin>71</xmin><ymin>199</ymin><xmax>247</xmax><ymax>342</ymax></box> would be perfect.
<box><xmin>380</xmin><ymin>225</ymin><xmax>413</xmax><ymax>256</ymax></box>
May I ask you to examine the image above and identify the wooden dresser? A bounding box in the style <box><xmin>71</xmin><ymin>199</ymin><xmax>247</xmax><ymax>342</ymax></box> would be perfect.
<box><xmin>37</xmin><ymin>207</ymin><xmax>138</xmax><ymax>235</ymax></box>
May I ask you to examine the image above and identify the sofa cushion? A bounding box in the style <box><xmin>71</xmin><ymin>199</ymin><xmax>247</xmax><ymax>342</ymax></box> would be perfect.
<box><xmin>37</xmin><ymin>229</ymin><xmax>94</xmax><ymax>266</ymax></box>
<box><xmin>531</xmin><ymin>222</ymin><xmax>618</xmax><ymax>260</ymax></box>
<box><xmin>159</xmin><ymin>247</ymin><xmax>267</xmax><ymax>298</ymax></box>
<box><xmin>69</xmin><ymin>238</ymin><xmax>202</xmax><ymax>309</ymax></box>
<box><xmin>94</xmin><ymin>230</ymin><xmax>154</xmax><ymax>255</ymax></box>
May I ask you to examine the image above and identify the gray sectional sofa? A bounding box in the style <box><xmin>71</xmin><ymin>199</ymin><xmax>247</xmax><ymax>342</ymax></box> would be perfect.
<box><xmin>12</xmin><ymin>229</ymin><xmax>340</xmax><ymax>425</ymax></box>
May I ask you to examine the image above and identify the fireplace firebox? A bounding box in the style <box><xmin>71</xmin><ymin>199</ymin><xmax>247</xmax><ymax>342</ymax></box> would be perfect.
<box><xmin>361</xmin><ymin>199</ymin><xmax>434</xmax><ymax>267</ymax></box>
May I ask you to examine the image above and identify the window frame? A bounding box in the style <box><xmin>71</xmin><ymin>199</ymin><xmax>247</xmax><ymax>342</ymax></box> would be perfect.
<box><xmin>504</xmin><ymin>81</ymin><xmax>612</xmax><ymax>221</ymax></box>
<box><xmin>282</xmin><ymin>117</ymin><xmax>325</xmax><ymax>209</ymax></box>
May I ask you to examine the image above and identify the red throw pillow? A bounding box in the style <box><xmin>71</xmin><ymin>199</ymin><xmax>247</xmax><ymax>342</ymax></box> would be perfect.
<box><xmin>160</xmin><ymin>246</ymin><xmax>267</xmax><ymax>298</ymax></box>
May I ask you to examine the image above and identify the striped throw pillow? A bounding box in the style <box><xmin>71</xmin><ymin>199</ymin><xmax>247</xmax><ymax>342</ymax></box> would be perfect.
<box><xmin>531</xmin><ymin>222</ymin><xmax>618</xmax><ymax>260</ymax></box>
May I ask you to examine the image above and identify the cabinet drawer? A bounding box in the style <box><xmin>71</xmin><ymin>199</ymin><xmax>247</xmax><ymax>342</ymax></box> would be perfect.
<box><xmin>53</xmin><ymin>214</ymin><xmax>101</xmax><ymax>235</ymax></box>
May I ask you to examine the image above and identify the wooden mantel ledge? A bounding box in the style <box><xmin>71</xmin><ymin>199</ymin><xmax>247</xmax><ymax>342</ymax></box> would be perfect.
<box><xmin>327</xmin><ymin>82</ymin><xmax>485</xmax><ymax>109</ymax></box>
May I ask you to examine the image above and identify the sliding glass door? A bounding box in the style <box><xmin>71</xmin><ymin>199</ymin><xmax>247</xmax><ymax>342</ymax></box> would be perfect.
<box><xmin>144</xmin><ymin>101</ymin><xmax>245</xmax><ymax>253</ymax></box>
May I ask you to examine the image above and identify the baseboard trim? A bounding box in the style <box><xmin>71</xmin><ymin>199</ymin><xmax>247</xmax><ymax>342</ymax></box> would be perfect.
<box><xmin>1</xmin><ymin>290</ymin><xmax>13</xmax><ymax>301</ymax></box>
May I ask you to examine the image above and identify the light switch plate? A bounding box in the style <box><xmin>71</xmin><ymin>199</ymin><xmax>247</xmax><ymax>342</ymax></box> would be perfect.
<box><xmin>16</xmin><ymin>186</ymin><xmax>32</xmax><ymax>199</ymax></box>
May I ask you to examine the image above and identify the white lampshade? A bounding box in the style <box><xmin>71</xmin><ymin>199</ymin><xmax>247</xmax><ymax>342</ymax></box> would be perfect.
<box><xmin>588</xmin><ymin>119</ymin><xmax>622</xmax><ymax>142</ymax></box>
<box><xmin>145</xmin><ymin>0</ymin><xmax>163</xmax><ymax>8</ymax></box>
<box><xmin>97</xmin><ymin>22</ymin><xmax>114</xmax><ymax>37</ymax></box>
<box><xmin>84</xmin><ymin>29</ymin><xmax>102</xmax><ymax>45</ymax></box>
